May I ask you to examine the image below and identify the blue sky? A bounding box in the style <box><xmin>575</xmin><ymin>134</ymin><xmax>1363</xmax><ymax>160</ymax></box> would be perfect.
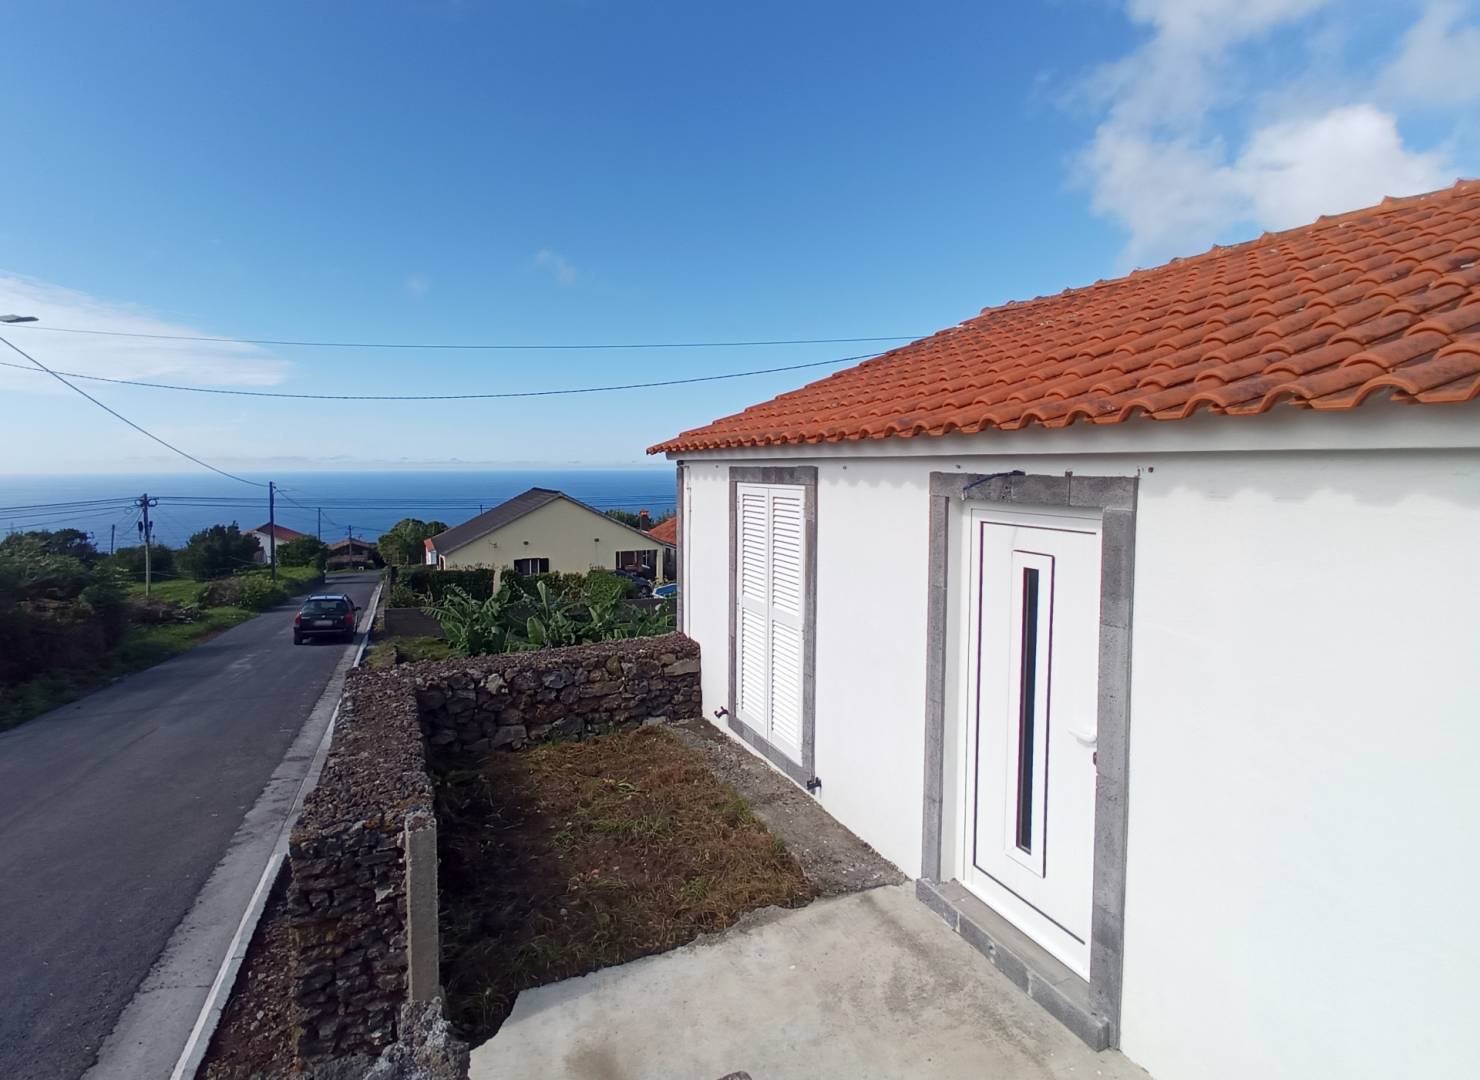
<box><xmin>1</xmin><ymin>0</ymin><xmax>1476</xmax><ymax>475</ymax></box>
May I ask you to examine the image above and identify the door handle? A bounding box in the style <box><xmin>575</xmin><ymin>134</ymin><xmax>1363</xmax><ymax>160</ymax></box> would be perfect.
<box><xmin>1067</xmin><ymin>725</ymin><xmax>1097</xmax><ymax>748</ymax></box>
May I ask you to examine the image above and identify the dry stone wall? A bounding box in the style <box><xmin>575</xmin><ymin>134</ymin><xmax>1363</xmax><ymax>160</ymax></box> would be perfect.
<box><xmin>414</xmin><ymin>632</ymin><xmax>702</xmax><ymax>760</ymax></box>
<box><xmin>288</xmin><ymin>673</ymin><xmax>431</xmax><ymax>1064</ymax></box>
<box><xmin>286</xmin><ymin>632</ymin><xmax>701</xmax><ymax>1067</ymax></box>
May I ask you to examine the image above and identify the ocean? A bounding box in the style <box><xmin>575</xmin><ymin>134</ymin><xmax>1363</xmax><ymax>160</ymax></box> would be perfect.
<box><xmin>0</xmin><ymin>469</ymin><xmax>678</xmax><ymax>550</ymax></box>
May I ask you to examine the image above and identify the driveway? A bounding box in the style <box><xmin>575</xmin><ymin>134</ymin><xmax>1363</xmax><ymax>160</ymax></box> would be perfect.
<box><xmin>471</xmin><ymin>882</ymin><xmax>1149</xmax><ymax>1080</ymax></box>
<box><xmin>0</xmin><ymin>571</ymin><xmax>379</xmax><ymax>1080</ymax></box>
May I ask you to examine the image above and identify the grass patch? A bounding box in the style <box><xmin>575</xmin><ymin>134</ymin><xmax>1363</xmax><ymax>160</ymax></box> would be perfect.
<box><xmin>362</xmin><ymin>635</ymin><xmax>454</xmax><ymax>670</ymax></box>
<box><xmin>126</xmin><ymin>564</ymin><xmax>321</xmax><ymax>605</ymax></box>
<box><xmin>437</xmin><ymin>726</ymin><xmax>815</xmax><ymax>1041</ymax></box>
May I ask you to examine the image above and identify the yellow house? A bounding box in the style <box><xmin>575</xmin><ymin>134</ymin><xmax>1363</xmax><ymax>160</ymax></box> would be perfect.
<box><xmin>425</xmin><ymin>487</ymin><xmax>672</xmax><ymax>581</ymax></box>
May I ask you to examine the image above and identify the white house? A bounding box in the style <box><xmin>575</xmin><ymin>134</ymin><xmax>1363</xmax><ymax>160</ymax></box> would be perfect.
<box><xmin>652</xmin><ymin>182</ymin><xmax>1480</xmax><ymax>1080</ymax></box>
<box><xmin>244</xmin><ymin>521</ymin><xmax>309</xmax><ymax>564</ymax></box>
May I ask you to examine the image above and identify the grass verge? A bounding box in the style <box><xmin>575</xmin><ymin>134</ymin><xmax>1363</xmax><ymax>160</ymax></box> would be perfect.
<box><xmin>0</xmin><ymin>566</ymin><xmax>328</xmax><ymax>730</ymax></box>
<box><xmin>437</xmin><ymin>725</ymin><xmax>815</xmax><ymax>1041</ymax></box>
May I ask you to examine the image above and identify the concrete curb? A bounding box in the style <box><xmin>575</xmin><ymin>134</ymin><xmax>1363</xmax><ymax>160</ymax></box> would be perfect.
<box><xmin>168</xmin><ymin>575</ymin><xmax>384</xmax><ymax>1080</ymax></box>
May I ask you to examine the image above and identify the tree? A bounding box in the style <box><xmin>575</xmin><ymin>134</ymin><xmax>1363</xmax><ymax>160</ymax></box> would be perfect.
<box><xmin>378</xmin><ymin>518</ymin><xmax>449</xmax><ymax>565</ymax></box>
<box><xmin>277</xmin><ymin>535</ymin><xmax>328</xmax><ymax>569</ymax></box>
<box><xmin>178</xmin><ymin>523</ymin><xmax>261</xmax><ymax>580</ymax></box>
<box><xmin>110</xmin><ymin>544</ymin><xmax>175</xmax><ymax>580</ymax></box>
<box><xmin>605</xmin><ymin>509</ymin><xmax>673</xmax><ymax>532</ymax></box>
<box><xmin>0</xmin><ymin>528</ymin><xmax>100</xmax><ymax>564</ymax></box>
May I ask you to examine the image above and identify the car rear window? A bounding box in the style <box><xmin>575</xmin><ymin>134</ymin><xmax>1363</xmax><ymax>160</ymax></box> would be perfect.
<box><xmin>302</xmin><ymin>600</ymin><xmax>349</xmax><ymax>615</ymax></box>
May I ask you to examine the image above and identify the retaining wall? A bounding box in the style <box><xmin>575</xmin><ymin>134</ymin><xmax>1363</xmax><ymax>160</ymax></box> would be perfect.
<box><xmin>382</xmin><ymin>608</ymin><xmax>444</xmax><ymax>638</ymax></box>
<box><xmin>415</xmin><ymin>633</ymin><xmax>701</xmax><ymax>759</ymax></box>
<box><xmin>287</xmin><ymin>632</ymin><xmax>701</xmax><ymax>1065</ymax></box>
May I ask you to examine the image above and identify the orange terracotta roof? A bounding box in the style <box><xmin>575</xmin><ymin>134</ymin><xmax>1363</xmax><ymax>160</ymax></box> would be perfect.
<box><xmin>647</xmin><ymin>516</ymin><xmax>678</xmax><ymax>545</ymax></box>
<box><xmin>651</xmin><ymin>181</ymin><xmax>1480</xmax><ymax>454</ymax></box>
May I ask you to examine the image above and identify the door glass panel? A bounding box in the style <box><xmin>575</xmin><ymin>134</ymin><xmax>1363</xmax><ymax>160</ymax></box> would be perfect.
<box><xmin>1016</xmin><ymin>566</ymin><xmax>1040</xmax><ymax>853</ymax></box>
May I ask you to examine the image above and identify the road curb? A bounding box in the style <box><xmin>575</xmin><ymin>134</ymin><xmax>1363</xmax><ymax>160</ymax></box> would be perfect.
<box><xmin>167</xmin><ymin>575</ymin><xmax>385</xmax><ymax>1080</ymax></box>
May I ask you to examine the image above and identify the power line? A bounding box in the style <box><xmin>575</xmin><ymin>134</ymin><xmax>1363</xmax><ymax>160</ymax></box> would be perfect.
<box><xmin>0</xmin><ymin>351</ymin><xmax>877</xmax><ymax>401</ymax></box>
<box><xmin>6</xmin><ymin>322</ymin><xmax>917</xmax><ymax>351</ymax></box>
<box><xmin>0</xmin><ymin>332</ymin><xmax>268</xmax><ymax>488</ymax></box>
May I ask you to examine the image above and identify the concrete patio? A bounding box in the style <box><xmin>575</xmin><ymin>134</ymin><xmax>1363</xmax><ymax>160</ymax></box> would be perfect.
<box><xmin>470</xmin><ymin>882</ymin><xmax>1148</xmax><ymax>1080</ymax></box>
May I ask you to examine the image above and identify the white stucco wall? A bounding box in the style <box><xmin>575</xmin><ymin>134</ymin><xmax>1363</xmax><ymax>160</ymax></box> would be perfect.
<box><xmin>439</xmin><ymin>496</ymin><xmax>669</xmax><ymax>578</ymax></box>
<box><xmin>676</xmin><ymin>409</ymin><xmax>1480</xmax><ymax>1080</ymax></box>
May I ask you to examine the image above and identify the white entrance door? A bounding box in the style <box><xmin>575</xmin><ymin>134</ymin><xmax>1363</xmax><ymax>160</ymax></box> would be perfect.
<box><xmin>961</xmin><ymin>508</ymin><xmax>1101</xmax><ymax>977</ymax></box>
<box><xmin>735</xmin><ymin>482</ymin><xmax>806</xmax><ymax>765</ymax></box>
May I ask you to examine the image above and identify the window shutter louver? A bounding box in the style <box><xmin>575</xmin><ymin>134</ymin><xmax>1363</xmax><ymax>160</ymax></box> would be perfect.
<box><xmin>734</xmin><ymin>483</ymin><xmax>806</xmax><ymax>765</ymax></box>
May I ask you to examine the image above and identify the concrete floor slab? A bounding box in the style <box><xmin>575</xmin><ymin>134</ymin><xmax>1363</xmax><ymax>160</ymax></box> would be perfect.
<box><xmin>470</xmin><ymin>883</ymin><xmax>1149</xmax><ymax>1080</ymax></box>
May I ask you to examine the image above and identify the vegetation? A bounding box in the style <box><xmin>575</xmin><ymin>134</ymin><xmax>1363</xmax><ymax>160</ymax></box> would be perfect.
<box><xmin>276</xmin><ymin>535</ymin><xmax>328</xmax><ymax>569</ymax></box>
<box><xmin>378</xmin><ymin>518</ymin><xmax>449</xmax><ymax>566</ymax></box>
<box><xmin>178</xmin><ymin>523</ymin><xmax>262</xmax><ymax>580</ymax></box>
<box><xmin>605</xmin><ymin>508</ymin><xmax>674</xmax><ymax>531</ymax></box>
<box><xmin>437</xmin><ymin>726</ymin><xmax>813</xmax><ymax>1039</ymax></box>
<box><xmin>110</xmin><ymin>543</ymin><xmax>175</xmax><ymax>579</ymax></box>
<box><xmin>391</xmin><ymin>565</ymin><xmax>496</xmax><ymax>602</ymax></box>
<box><xmin>422</xmin><ymin>569</ymin><xmax>673</xmax><ymax>657</ymax></box>
<box><xmin>362</xmin><ymin>635</ymin><xmax>455</xmax><ymax>670</ymax></box>
<box><xmin>0</xmin><ymin>526</ymin><xmax>323</xmax><ymax>730</ymax></box>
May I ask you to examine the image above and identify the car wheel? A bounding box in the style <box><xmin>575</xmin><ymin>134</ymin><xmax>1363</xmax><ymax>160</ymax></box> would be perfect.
<box><xmin>293</xmin><ymin>633</ymin><xmax>303</xmax><ymax>645</ymax></box>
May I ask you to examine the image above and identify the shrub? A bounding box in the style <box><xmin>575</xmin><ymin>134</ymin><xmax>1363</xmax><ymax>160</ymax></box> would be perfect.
<box><xmin>0</xmin><ymin>528</ymin><xmax>101</xmax><ymax>565</ymax></box>
<box><xmin>387</xmin><ymin>583</ymin><xmax>427</xmax><ymax>608</ymax></box>
<box><xmin>79</xmin><ymin>571</ymin><xmax>131</xmax><ymax>647</ymax></box>
<box><xmin>194</xmin><ymin>573</ymin><xmax>287</xmax><ymax>611</ymax></box>
<box><xmin>110</xmin><ymin>544</ymin><xmax>175</xmax><ymax>580</ymax></box>
<box><xmin>420</xmin><ymin>570</ymin><xmax>677</xmax><ymax>657</ymax></box>
<box><xmin>277</xmin><ymin>536</ymin><xmax>328</xmax><ymax>569</ymax></box>
<box><xmin>179</xmin><ymin>524</ymin><xmax>262</xmax><ymax>580</ymax></box>
<box><xmin>395</xmin><ymin>566</ymin><xmax>495</xmax><ymax>601</ymax></box>
<box><xmin>236</xmin><ymin>576</ymin><xmax>288</xmax><ymax>612</ymax></box>
<box><xmin>425</xmin><ymin>586</ymin><xmax>515</xmax><ymax>656</ymax></box>
<box><xmin>0</xmin><ymin>548</ymin><xmax>93</xmax><ymax>601</ymax></box>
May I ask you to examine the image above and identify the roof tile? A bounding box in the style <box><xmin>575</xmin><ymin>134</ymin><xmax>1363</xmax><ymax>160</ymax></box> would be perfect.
<box><xmin>652</xmin><ymin>182</ymin><xmax>1480</xmax><ymax>454</ymax></box>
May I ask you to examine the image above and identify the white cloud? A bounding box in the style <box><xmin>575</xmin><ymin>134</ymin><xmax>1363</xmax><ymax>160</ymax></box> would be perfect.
<box><xmin>1381</xmin><ymin>0</ymin><xmax>1480</xmax><ymax>107</ymax></box>
<box><xmin>533</xmin><ymin>248</ymin><xmax>577</xmax><ymax>286</ymax></box>
<box><xmin>1075</xmin><ymin>1</ymin><xmax>1466</xmax><ymax>264</ymax></box>
<box><xmin>0</xmin><ymin>273</ymin><xmax>290</xmax><ymax>395</ymax></box>
<box><xmin>1235</xmin><ymin>105</ymin><xmax>1451</xmax><ymax>228</ymax></box>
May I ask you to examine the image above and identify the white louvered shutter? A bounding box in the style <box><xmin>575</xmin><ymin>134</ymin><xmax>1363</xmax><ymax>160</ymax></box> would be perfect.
<box><xmin>736</xmin><ymin>487</ymin><xmax>770</xmax><ymax>735</ymax></box>
<box><xmin>734</xmin><ymin>483</ymin><xmax>806</xmax><ymax>765</ymax></box>
<box><xmin>766</xmin><ymin>488</ymin><xmax>805</xmax><ymax>761</ymax></box>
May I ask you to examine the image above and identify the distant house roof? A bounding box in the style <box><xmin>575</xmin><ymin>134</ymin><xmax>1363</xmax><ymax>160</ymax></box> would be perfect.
<box><xmin>327</xmin><ymin>537</ymin><xmax>375</xmax><ymax>553</ymax></box>
<box><xmin>651</xmin><ymin>180</ymin><xmax>1480</xmax><ymax>454</ymax></box>
<box><xmin>250</xmin><ymin>522</ymin><xmax>309</xmax><ymax>541</ymax></box>
<box><xmin>647</xmin><ymin>517</ymin><xmax>678</xmax><ymax>545</ymax></box>
<box><xmin>427</xmin><ymin>488</ymin><xmax>675</xmax><ymax>556</ymax></box>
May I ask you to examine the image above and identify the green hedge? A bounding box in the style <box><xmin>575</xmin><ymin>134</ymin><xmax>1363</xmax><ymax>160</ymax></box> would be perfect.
<box><xmin>392</xmin><ymin>566</ymin><xmax>497</xmax><ymax>601</ymax></box>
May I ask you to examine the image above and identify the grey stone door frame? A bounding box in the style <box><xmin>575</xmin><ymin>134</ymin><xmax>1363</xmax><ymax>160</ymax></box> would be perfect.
<box><xmin>727</xmin><ymin>465</ymin><xmax>818</xmax><ymax>788</ymax></box>
<box><xmin>918</xmin><ymin>471</ymin><xmax>1137</xmax><ymax>1050</ymax></box>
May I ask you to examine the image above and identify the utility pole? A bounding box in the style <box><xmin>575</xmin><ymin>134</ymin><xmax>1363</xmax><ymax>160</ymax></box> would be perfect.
<box><xmin>317</xmin><ymin>508</ymin><xmax>322</xmax><ymax>542</ymax></box>
<box><xmin>109</xmin><ymin>523</ymin><xmax>115</xmax><ymax>556</ymax></box>
<box><xmin>135</xmin><ymin>494</ymin><xmax>158</xmax><ymax>596</ymax></box>
<box><xmin>268</xmin><ymin>481</ymin><xmax>277</xmax><ymax>580</ymax></box>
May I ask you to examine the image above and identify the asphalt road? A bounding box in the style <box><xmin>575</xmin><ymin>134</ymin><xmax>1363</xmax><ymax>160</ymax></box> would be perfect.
<box><xmin>0</xmin><ymin>572</ymin><xmax>379</xmax><ymax>1080</ymax></box>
